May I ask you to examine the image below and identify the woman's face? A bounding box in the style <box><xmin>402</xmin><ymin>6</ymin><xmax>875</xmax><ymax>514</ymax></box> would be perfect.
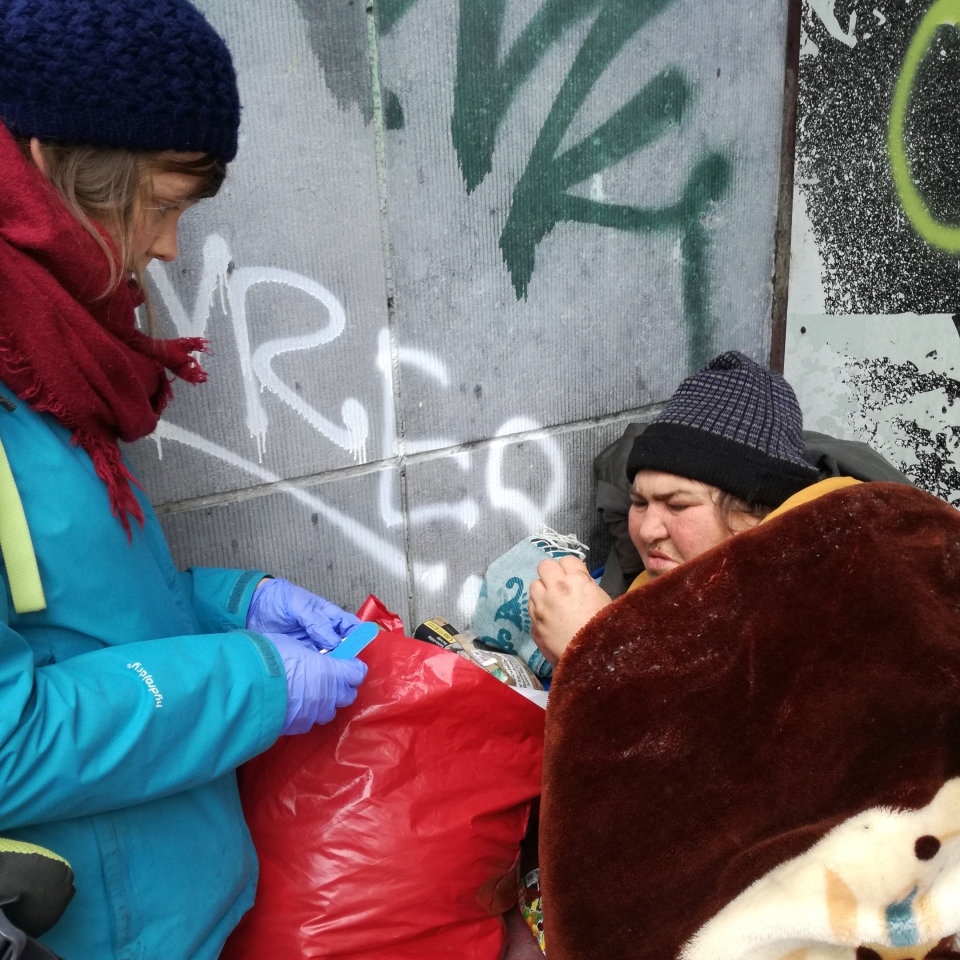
<box><xmin>29</xmin><ymin>140</ymin><xmax>208</xmax><ymax>277</ymax></box>
<box><xmin>628</xmin><ymin>470</ymin><xmax>761</xmax><ymax>577</ymax></box>
<box><xmin>131</xmin><ymin>156</ymin><xmax>208</xmax><ymax>274</ymax></box>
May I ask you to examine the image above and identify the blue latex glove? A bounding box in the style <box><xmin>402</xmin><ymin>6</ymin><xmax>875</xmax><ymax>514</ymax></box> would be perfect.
<box><xmin>247</xmin><ymin>578</ymin><xmax>361</xmax><ymax>651</ymax></box>
<box><xmin>264</xmin><ymin>632</ymin><xmax>368</xmax><ymax>735</ymax></box>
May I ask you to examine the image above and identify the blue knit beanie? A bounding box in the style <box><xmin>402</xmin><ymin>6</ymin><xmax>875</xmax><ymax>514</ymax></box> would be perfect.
<box><xmin>626</xmin><ymin>351</ymin><xmax>820</xmax><ymax>506</ymax></box>
<box><xmin>0</xmin><ymin>0</ymin><xmax>240</xmax><ymax>160</ymax></box>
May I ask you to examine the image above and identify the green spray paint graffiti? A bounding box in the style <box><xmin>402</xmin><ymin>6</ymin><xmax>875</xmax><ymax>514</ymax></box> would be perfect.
<box><xmin>381</xmin><ymin>0</ymin><xmax>730</xmax><ymax>366</ymax></box>
<box><xmin>889</xmin><ymin>0</ymin><xmax>960</xmax><ymax>252</ymax></box>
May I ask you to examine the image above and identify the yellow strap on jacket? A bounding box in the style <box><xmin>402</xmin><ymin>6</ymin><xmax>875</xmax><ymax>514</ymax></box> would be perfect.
<box><xmin>0</xmin><ymin>436</ymin><xmax>45</xmax><ymax>613</ymax></box>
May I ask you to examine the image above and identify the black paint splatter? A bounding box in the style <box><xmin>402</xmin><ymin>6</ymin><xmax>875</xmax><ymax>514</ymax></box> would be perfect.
<box><xmin>895</xmin><ymin>419</ymin><xmax>960</xmax><ymax>504</ymax></box>
<box><xmin>843</xmin><ymin>356</ymin><xmax>960</xmax><ymax>506</ymax></box>
<box><xmin>797</xmin><ymin>1</ymin><xmax>960</xmax><ymax>314</ymax></box>
<box><xmin>847</xmin><ymin>357</ymin><xmax>960</xmax><ymax>409</ymax></box>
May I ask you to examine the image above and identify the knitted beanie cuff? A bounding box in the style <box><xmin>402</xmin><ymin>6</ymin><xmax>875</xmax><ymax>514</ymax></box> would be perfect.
<box><xmin>2</xmin><ymin>103</ymin><xmax>238</xmax><ymax>161</ymax></box>
<box><xmin>626</xmin><ymin>422</ymin><xmax>820</xmax><ymax>507</ymax></box>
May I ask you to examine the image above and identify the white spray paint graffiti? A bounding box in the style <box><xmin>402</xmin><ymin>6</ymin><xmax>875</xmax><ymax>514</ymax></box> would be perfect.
<box><xmin>146</xmin><ymin>236</ymin><xmax>567</xmax><ymax>611</ymax></box>
<box><xmin>487</xmin><ymin>417</ymin><xmax>566</xmax><ymax>532</ymax></box>
<box><xmin>148</xmin><ymin>238</ymin><xmax>368</xmax><ymax>463</ymax></box>
<box><xmin>147</xmin><ymin>234</ymin><xmax>230</xmax><ymax>340</ymax></box>
<box><xmin>374</xmin><ymin>328</ymin><xmax>479</xmax><ymax>531</ymax></box>
<box><xmin>808</xmin><ymin>0</ymin><xmax>857</xmax><ymax>48</ymax></box>
<box><xmin>241</xmin><ymin>269</ymin><xmax>368</xmax><ymax>463</ymax></box>
<box><xmin>154</xmin><ymin>419</ymin><xmax>406</xmax><ymax>578</ymax></box>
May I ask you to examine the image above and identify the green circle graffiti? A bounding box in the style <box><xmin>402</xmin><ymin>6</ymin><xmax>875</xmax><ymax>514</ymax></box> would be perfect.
<box><xmin>889</xmin><ymin>0</ymin><xmax>960</xmax><ymax>251</ymax></box>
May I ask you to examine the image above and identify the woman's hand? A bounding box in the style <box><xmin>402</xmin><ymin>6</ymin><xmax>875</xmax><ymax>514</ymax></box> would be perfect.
<box><xmin>247</xmin><ymin>578</ymin><xmax>361</xmax><ymax>651</ymax></box>
<box><xmin>264</xmin><ymin>633</ymin><xmax>367</xmax><ymax>734</ymax></box>
<box><xmin>528</xmin><ymin>556</ymin><xmax>611</xmax><ymax>666</ymax></box>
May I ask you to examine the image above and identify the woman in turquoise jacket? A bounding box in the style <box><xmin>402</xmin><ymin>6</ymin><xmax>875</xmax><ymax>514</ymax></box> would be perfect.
<box><xmin>0</xmin><ymin>1</ymin><xmax>368</xmax><ymax>957</ymax></box>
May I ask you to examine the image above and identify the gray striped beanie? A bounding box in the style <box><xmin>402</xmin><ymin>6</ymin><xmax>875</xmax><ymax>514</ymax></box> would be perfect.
<box><xmin>626</xmin><ymin>352</ymin><xmax>819</xmax><ymax>506</ymax></box>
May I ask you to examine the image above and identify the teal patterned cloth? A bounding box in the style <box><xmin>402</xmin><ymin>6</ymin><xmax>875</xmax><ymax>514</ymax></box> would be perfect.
<box><xmin>473</xmin><ymin>530</ymin><xmax>587</xmax><ymax>681</ymax></box>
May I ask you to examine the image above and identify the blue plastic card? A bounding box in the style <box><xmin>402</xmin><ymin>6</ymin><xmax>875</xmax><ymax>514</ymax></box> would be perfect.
<box><xmin>328</xmin><ymin>621</ymin><xmax>379</xmax><ymax>660</ymax></box>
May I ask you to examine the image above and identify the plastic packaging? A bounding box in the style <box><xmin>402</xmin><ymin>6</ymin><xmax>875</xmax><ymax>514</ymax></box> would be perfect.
<box><xmin>517</xmin><ymin>798</ymin><xmax>546</xmax><ymax>954</ymax></box>
<box><xmin>222</xmin><ymin>612</ymin><xmax>545</xmax><ymax>960</ymax></box>
<box><xmin>474</xmin><ymin>528</ymin><xmax>588</xmax><ymax>680</ymax></box>
<box><xmin>519</xmin><ymin>867</ymin><xmax>545</xmax><ymax>954</ymax></box>
<box><xmin>414</xmin><ymin>617</ymin><xmax>544</xmax><ymax>691</ymax></box>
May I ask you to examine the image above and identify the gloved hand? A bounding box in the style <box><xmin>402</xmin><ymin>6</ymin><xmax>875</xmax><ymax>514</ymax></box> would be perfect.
<box><xmin>264</xmin><ymin>632</ymin><xmax>368</xmax><ymax>734</ymax></box>
<box><xmin>247</xmin><ymin>578</ymin><xmax>361</xmax><ymax>651</ymax></box>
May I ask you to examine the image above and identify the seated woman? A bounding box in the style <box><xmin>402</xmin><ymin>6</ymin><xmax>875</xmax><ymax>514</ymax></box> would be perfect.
<box><xmin>529</xmin><ymin>351</ymin><xmax>825</xmax><ymax>662</ymax></box>
<box><xmin>533</xmin><ymin>354</ymin><xmax>960</xmax><ymax>960</ymax></box>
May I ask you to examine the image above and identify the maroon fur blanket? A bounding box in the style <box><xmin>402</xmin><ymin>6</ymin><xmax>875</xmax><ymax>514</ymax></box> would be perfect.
<box><xmin>540</xmin><ymin>482</ymin><xmax>960</xmax><ymax>959</ymax></box>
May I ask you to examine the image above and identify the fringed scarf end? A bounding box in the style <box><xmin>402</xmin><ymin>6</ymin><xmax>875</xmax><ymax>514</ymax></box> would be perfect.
<box><xmin>78</xmin><ymin>431</ymin><xmax>146</xmax><ymax>542</ymax></box>
<box><xmin>153</xmin><ymin>336</ymin><xmax>209</xmax><ymax>385</ymax></box>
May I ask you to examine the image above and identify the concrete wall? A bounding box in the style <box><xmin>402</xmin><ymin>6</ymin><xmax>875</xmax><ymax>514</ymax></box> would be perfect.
<box><xmin>126</xmin><ymin>0</ymin><xmax>791</xmax><ymax>629</ymax></box>
<box><xmin>785</xmin><ymin>0</ymin><xmax>960</xmax><ymax>507</ymax></box>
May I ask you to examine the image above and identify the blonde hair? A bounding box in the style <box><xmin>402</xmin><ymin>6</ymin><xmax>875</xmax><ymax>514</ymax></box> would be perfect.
<box><xmin>19</xmin><ymin>138</ymin><xmax>225</xmax><ymax>323</ymax></box>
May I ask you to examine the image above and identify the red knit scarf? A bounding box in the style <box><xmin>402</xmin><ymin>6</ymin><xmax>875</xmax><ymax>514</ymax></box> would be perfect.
<box><xmin>0</xmin><ymin>126</ymin><xmax>207</xmax><ymax>535</ymax></box>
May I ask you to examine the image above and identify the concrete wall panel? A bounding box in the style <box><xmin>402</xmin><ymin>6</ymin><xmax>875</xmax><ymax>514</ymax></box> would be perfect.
<box><xmin>379</xmin><ymin>0</ymin><xmax>791</xmax><ymax>444</ymax></box>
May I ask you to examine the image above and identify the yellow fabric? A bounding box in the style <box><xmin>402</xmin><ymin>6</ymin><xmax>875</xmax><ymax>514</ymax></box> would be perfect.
<box><xmin>761</xmin><ymin>476</ymin><xmax>862</xmax><ymax>524</ymax></box>
<box><xmin>627</xmin><ymin>478</ymin><xmax>863</xmax><ymax>593</ymax></box>
<box><xmin>0</xmin><ymin>837</ymin><xmax>70</xmax><ymax>867</ymax></box>
<box><xmin>0</xmin><ymin>436</ymin><xmax>46</xmax><ymax>613</ymax></box>
<box><xmin>629</xmin><ymin>570</ymin><xmax>652</xmax><ymax>592</ymax></box>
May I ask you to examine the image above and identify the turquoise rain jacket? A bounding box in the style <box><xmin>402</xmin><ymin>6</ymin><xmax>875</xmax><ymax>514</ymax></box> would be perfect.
<box><xmin>0</xmin><ymin>386</ymin><xmax>288</xmax><ymax>959</ymax></box>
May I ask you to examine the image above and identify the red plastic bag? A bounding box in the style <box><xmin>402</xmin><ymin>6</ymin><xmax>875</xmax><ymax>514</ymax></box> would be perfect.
<box><xmin>223</xmin><ymin>619</ymin><xmax>545</xmax><ymax>960</ymax></box>
<box><xmin>356</xmin><ymin>593</ymin><xmax>405</xmax><ymax>634</ymax></box>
